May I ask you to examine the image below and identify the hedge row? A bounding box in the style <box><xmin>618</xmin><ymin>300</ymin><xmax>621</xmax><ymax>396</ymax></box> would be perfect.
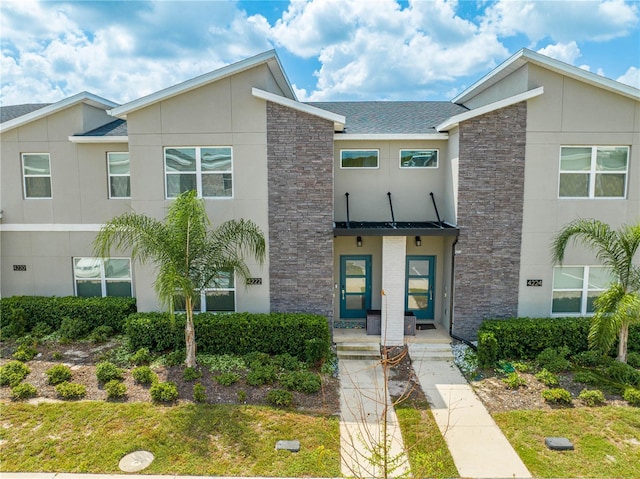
<box><xmin>0</xmin><ymin>296</ymin><xmax>137</xmax><ymax>335</ymax></box>
<box><xmin>126</xmin><ymin>312</ymin><xmax>331</xmax><ymax>360</ymax></box>
<box><xmin>478</xmin><ymin>317</ymin><xmax>640</xmax><ymax>361</ymax></box>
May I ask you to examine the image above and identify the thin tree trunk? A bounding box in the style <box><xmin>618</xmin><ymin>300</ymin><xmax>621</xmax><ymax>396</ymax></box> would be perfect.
<box><xmin>617</xmin><ymin>322</ymin><xmax>628</xmax><ymax>364</ymax></box>
<box><xmin>185</xmin><ymin>296</ymin><xmax>197</xmax><ymax>368</ymax></box>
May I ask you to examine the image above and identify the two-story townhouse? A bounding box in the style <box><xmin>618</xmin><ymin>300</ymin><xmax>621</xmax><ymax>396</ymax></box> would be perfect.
<box><xmin>1</xmin><ymin>49</ymin><xmax>638</xmax><ymax>345</ymax></box>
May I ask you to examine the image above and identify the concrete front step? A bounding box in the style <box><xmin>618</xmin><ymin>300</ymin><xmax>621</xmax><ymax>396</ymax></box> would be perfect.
<box><xmin>337</xmin><ymin>342</ymin><xmax>381</xmax><ymax>360</ymax></box>
<box><xmin>408</xmin><ymin>344</ymin><xmax>454</xmax><ymax>361</ymax></box>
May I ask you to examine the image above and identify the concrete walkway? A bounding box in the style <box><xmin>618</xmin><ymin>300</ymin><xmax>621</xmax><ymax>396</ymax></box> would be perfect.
<box><xmin>338</xmin><ymin>356</ymin><xmax>410</xmax><ymax>478</ymax></box>
<box><xmin>409</xmin><ymin>343</ymin><xmax>532</xmax><ymax>479</ymax></box>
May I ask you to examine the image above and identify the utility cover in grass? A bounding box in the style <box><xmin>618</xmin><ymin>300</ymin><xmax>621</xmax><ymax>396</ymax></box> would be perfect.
<box><xmin>545</xmin><ymin>437</ymin><xmax>574</xmax><ymax>451</ymax></box>
<box><xmin>119</xmin><ymin>450</ymin><xmax>154</xmax><ymax>472</ymax></box>
<box><xmin>276</xmin><ymin>440</ymin><xmax>300</xmax><ymax>452</ymax></box>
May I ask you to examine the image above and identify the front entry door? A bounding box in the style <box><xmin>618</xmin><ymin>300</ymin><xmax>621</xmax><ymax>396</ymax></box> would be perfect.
<box><xmin>405</xmin><ymin>255</ymin><xmax>435</xmax><ymax>320</ymax></box>
<box><xmin>340</xmin><ymin>255</ymin><xmax>372</xmax><ymax>319</ymax></box>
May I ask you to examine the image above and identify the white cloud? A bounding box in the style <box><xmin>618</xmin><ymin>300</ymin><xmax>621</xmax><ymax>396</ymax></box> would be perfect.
<box><xmin>617</xmin><ymin>66</ymin><xmax>640</xmax><ymax>88</ymax></box>
<box><xmin>537</xmin><ymin>42</ymin><xmax>582</xmax><ymax>64</ymax></box>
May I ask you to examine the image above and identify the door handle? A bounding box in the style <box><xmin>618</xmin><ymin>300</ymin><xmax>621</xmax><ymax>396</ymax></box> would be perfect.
<box><xmin>429</xmin><ymin>289</ymin><xmax>433</xmax><ymax>301</ymax></box>
<box><xmin>341</xmin><ymin>289</ymin><xmax>345</xmax><ymax>300</ymax></box>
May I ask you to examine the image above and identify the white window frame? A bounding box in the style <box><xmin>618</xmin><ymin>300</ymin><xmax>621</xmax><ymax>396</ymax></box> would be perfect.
<box><xmin>107</xmin><ymin>152</ymin><xmax>131</xmax><ymax>199</ymax></box>
<box><xmin>22</xmin><ymin>153</ymin><xmax>52</xmax><ymax>199</ymax></box>
<box><xmin>173</xmin><ymin>272</ymin><xmax>236</xmax><ymax>313</ymax></box>
<box><xmin>399</xmin><ymin>149</ymin><xmax>439</xmax><ymax>169</ymax></box>
<box><xmin>558</xmin><ymin>146</ymin><xmax>629</xmax><ymax>199</ymax></box>
<box><xmin>340</xmin><ymin>149</ymin><xmax>380</xmax><ymax>169</ymax></box>
<box><xmin>164</xmin><ymin>146</ymin><xmax>233</xmax><ymax>199</ymax></box>
<box><xmin>73</xmin><ymin>257</ymin><xmax>133</xmax><ymax>298</ymax></box>
<box><xmin>551</xmin><ymin>265</ymin><xmax>612</xmax><ymax>316</ymax></box>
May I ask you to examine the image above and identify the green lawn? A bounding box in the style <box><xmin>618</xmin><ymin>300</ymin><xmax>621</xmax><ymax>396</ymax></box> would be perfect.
<box><xmin>494</xmin><ymin>406</ymin><xmax>640</xmax><ymax>479</ymax></box>
<box><xmin>0</xmin><ymin>402</ymin><xmax>340</xmax><ymax>477</ymax></box>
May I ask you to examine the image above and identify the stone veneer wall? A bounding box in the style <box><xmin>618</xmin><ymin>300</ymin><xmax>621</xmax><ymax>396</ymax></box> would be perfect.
<box><xmin>266</xmin><ymin>102</ymin><xmax>334</xmax><ymax>319</ymax></box>
<box><xmin>453</xmin><ymin>102</ymin><xmax>527</xmax><ymax>340</ymax></box>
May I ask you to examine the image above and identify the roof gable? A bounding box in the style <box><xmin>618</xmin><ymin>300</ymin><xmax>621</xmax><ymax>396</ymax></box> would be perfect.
<box><xmin>454</xmin><ymin>48</ymin><xmax>640</xmax><ymax>105</ymax></box>
<box><xmin>110</xmin><ymin>50</ymin><xmax>294</xmax><ymax>119</ymax></box>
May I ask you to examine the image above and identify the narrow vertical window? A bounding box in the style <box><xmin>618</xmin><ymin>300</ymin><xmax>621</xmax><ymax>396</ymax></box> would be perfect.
<box><xmin>22</xmin><ymin>153</ymin><xmax>52</xmax><ymax>198</ymax></box>
<box><xmin>107</xmin><ymin>152</ymin><xmax>131</xmax><ymax>198</ymax></box>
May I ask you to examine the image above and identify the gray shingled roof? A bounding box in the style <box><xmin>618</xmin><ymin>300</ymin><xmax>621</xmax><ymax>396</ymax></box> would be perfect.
<box><xmin>0</xmin><ymin>104</ymin><xmax>51</xmax><ymax>123</ymax></box>
<box><xmin>76</xmin><ymin>119</ymin><xmax>128</xmax><ymax>137</ymax></box>
<box><xmin>307</xmin><ymin>101</ymin><xmax>468</xmax><ymax>134</ymax></box>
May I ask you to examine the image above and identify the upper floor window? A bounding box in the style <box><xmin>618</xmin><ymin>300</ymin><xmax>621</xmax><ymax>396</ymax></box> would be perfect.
<box><xmin>340</xmin><ymin>149</ymin><xmax>379</xmax><ymax>169</ymax></box>
<box><xmin>107</xmin><ymin>152</ymin><xmax>130</xmax><ymax>198</ymax></box>
<box><xmin>164</xmin><ymin>147</ymin><xmax>232</xmax><ymax>198</ymax></box>
<box><xmin>559</xmin><ymin>146</ymin><xmax>628</xmax><ymax>198</ymax></box>
<box><xmin>22</xmin><ymin>153</ymin><xmax>51</xmax><ymax>198</ymax></box>
<box><xmin>73</xmin><ymin>257</ymin><xmax>132</xmax><ymax>298</ymax></box>
<box><xmin>173</xmin><ymin>270</ymin><xmax>235</xmax><ymax>313</ymax></box>
<box><xmin>551</xmin><ymin>265</ymin><xmax>613</xmax><ymax>315</ymax></box>
<box><xmin>400</xmin><ymin>149</ymin><xmax>438</xmax><ymax>168</ymax></box>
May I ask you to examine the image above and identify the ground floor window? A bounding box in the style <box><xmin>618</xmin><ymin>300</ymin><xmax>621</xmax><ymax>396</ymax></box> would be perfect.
<box><xmin>73</xmin><ymin>257</ymin><xmax>132</xmax><ymax>297</ymax></box>
<box><xmin>173</xmin><ymin>270</ymin><xmax>235</xmax><ymax>313</ymax></box>
<box><xmin>551</xmin><ymin>266</ymin><xmax>613</xmax><ymax>315</ymax></box>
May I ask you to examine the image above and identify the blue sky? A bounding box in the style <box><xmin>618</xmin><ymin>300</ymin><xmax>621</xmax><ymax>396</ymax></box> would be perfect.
<box><xmin>1</xmin><ymin>0</ymin><xmax>638</xmax><ymax>105</ymax></box>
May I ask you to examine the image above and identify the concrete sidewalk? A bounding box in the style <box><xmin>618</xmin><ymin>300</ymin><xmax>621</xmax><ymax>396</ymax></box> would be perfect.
<box><xmin>338</xmin><ymin>357</ymin><xmax>410</xmax><ymax>478</ymax></box>
<box><xmin>409</xmin><ymin>343</ymin><xmax>532</xmax><ymax>479</ymax></box>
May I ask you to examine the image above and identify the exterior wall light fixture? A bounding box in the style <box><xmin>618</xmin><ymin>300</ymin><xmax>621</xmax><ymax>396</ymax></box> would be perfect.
<box><xmin>356</xmin><ymin>236</ymin><xmax>363</xmax><ymax>247</ymax></box>
<box><xmin>415</xmin><ymin>236</ymin><xmax>422</xmax><ymax>247</ymax></box>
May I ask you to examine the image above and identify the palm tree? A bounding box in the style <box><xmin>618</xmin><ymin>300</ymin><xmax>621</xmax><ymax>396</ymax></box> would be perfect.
<box><xmin>551</xmin><ymin>219</ymin><xmax>640</xmax><ymax>363</ymax></box>
<box><xmin>94</xmin><ymin>190</ymin><xmax>265</xmax><ymax>367</ymax></box>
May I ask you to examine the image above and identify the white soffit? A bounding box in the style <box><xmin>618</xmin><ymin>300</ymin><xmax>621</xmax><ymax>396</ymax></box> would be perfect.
<box><xmin>437</xmin><ymin>87</ymin><xmax>544</xmax><ymax>132</ymax></box>
<box><xmin>0</xmin><ymin>224</ymin><xmax>103</xmax><ymax>232</ymax></box>
<box><xmin>252</xmin><ymin>88</ymin><xmax>346</xmax><ymax>131</ymax></box>
<box><xmin>454</xmin><ymin>48</ymin><xmax>640</xmax><ymax>104</ymax></box>
<box><xmin>334</xmin><ymin>133</ymin><xmax>449</xmax><ymax>141</ymax></box>
<box><xmin>110</xmin><ymin>50</ymin><xmax>294</xmax><ymax>119</ymax></box>
<box><xmin>0</xmin><ymin>92</ymin><xmax>118</xmax><ymax>134</ymax></box>
<box><xmin>68</xmin><ymin>136</ymin><xmax>128</xmax><ymax>143</ymax></box>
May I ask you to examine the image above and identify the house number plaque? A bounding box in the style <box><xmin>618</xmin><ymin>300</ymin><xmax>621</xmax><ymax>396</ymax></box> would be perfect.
<box><xmin>526</xmin><ymin>279</ymin><xmax>542</xmax><ymax>287</ymax></box>
<box><xmin>246</xmin><ymin>278</ymin><xmax>262</xmax><ymax>285</ymax></box>
<box><xmin>13</xmin><ymin>265</ymin><xmax>27</xmax><ymax>272</ymax></box>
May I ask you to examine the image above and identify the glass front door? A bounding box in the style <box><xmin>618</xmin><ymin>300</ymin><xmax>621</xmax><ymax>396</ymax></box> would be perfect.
<box><xmin>405</xmin><ymin>255</ymin><xmax>435</xmax><ymax>320</ymax></box>
<box><xmin>340</xmin><ymin>255</ymin><xmax>372</xmax><ymax>319</ymax></box>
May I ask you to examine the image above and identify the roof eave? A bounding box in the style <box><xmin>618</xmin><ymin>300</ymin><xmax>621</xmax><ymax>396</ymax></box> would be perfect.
<box><xmin>437</xmin><ymin>87</ymin><xmax>544</xmax><ymax>132</ymax></box>
<box><xmin>68</xmin><ymin>135</ymin><xmax>129</xmax><ymax>144</ymax></box>
<box><xmin>253</xmin><ymin>88</ymin><xmax>346</xmax><ymax>130</ymax></box>
<box><xmin>0</xmin><ymin>92</ymin><xmax>118</xmax><ymax>134</ymax></box>
<box><xmin>335</xmin><ymin>133</ymin><xmax>449</xmax><ymax>141</ymax></box>
<box><xmin>110</xmin><ymin>50</ymin><xmax>294</xmax><ymax>119</ymax></box>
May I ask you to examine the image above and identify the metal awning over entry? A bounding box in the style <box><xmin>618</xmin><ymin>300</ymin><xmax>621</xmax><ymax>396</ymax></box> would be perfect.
<box><xmin>334</xmin><ymin>191</ymin><xmax>459</xmax><ymax>236</ymax></box>
<box><xmin>333</xmin><ymin>221</ymin><xmax>458</xmax><ymax>236</ymax></box>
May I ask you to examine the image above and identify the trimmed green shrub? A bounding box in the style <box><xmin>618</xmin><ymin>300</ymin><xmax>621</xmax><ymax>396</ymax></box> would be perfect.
<box><xmin>503</xmin><ymin>372</ymin><xmax>527</xmax><ymax>390</ymax></box>
<box><xmin>273</xmin><ymin>353</ymin><xmax>303</xmax><ymax>371</ymax></box>
<box><xmin>105</xmin><ymin>380</ymin><xmax>127</xmax><ymax>399</ymax></box>
<box><xmin>11</xmin><ymin>383</ymin><xmax>37</xmax><ymax>400</ymax></box>
<box><xmin>125</xmin><ymin>312</ymin><xmax>331</xmax><ymax>361</ymax></box>
<box><xmin>605</xmin><ymin>361</ymin><xmax>640</xmax><ymax>386</ymax></box>
<box><xmin>88</xmin><ymin>325</ymin><xmax>113</xmax><ymax>343</ymax></box>
<box><xmin>45</xmin><ymin>364</ymin><xmax>72</xmax><ymax>385</ymax></box>
<box><xmin>511</xmin><ymin>361</ymin><xmax>532</xmax><ymax>373</ymax></box>
<box><xmin>304</xmin><ymin>338</ymin><xmax>328</xmax><ymax>366</ymax></box>
<box><xmin>535</xmin><ymin>369</ymin><xmax>560</xmax><ymax>387</ymax></box>
<box><xmin>12</xmin><ymin>345</ymin><xmax>38</xmax><ymax>362</ymax></box>
<box><xmin>574</xmin><ymin>371</ymin><xmax>600</xmax><ymax>385</ymax></box>
<box><xmin>572</xmin><ymin>350</ymin><xmax>613</xmax><ymax>368</ymax></box>
<box><xmin>56</xmin><ymin>382</ymin><xmax>86</xmax><ymax>400</ymax></box>
<box><xmin>246</xmin><ymin>365</ymin><xmax>277</xmax><ymax>386</ymax></box>
<box><xmin>1</xmin><ymin>308</ymin><xmax>27</xmax><ymax>338</ymax></box>
<box><xmin>542</xmin><ymin>388</ymin><xmax>572</xmax><ymax>404</ymax></box>
<box><xmin>150</xmin><ymin>381</ymin><xmax>179</xmax><ymax>402</ymax></box>
<box><xmin>0</xmin><ymin>296</ymin><xmax>136</xmax><ymax>335</ymax></box>
<box><xmin>536</xmin><ymin>346</ymin><xmax>571</xmax><ymax>373</ymax></box>
<box><xmin>161</xmin><ymin>350</ymin><xmax>186</xmax><ymax>367</ymax></box>
<box><xmin>59</xmin><ymin>316</ymin><xmax>92</xmax><ymax>341</ymax></box>
<box><xmin>623</xmin><ymin>388</ymin><xmax>640</xmax><ymax>406</ymax></box>
<box><xmin>578</xmin><ymin>389</ymin><xmax>606</xmax><ymax>406</ymax></box>
<box><xmin>627</xmin><ymin>351</ymin><xmax>640</xmax><ymax>369</ymax></box>
<box><xmin>95</xmin><ymin>361</ymin><xmax>123</xmax><ymax>383</ymax></box>
<box><xmin>266</xmin><ymin>389</ymin><xmax>292</xmax><ymax>407</ymax></box>
<box><xmin>193</xmin><ymin>382</ymin><xmax>207</xmax><ymax>403</ymax></box>
<box><xmin>477</xmin><ymin>332</ymin><xmax>498</xmax><ymax>368</ymax></box>
<box><xmin>183</xmin><ymin>367</ymin><xmax>202</xmax><ymax>382</ymax></box>
<box><xmin>31</xmin><ymin>321</ymin><xmax>53</xmax><ymax>338</ymax></box>
<box><xmin>132</xmin><ymin>366</ymin><xmax>156</xmax><ymax>385</ymax></box>
<box><xmin>129</xmin><ymin>348</ymin><xmax>152</xmax><ymax>366</ymax></box>
<box><xmin>279</xmin><ymin>371</ymin><xmax>321</xmax><ymax>393</ymax></box>
<box><xmin>0</xmin><ymin>361</ymin><xmax>30</xmax><ymax>387</ymax></box>
<box><xmin>215</xmin><ymin>372</ymin><xmax>240</xmax><ymax>386</ymax></box>
<box><xmin>245</xmin><ymin>351</ymin><xmax>272</xmax><ymax>368</ymax></box>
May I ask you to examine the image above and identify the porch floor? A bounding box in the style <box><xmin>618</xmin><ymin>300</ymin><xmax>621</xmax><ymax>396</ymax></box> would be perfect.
<box><xmin>332</xmin><ymin>322</ymin><xmax>451</xmax><ymax>344</ymax></box>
